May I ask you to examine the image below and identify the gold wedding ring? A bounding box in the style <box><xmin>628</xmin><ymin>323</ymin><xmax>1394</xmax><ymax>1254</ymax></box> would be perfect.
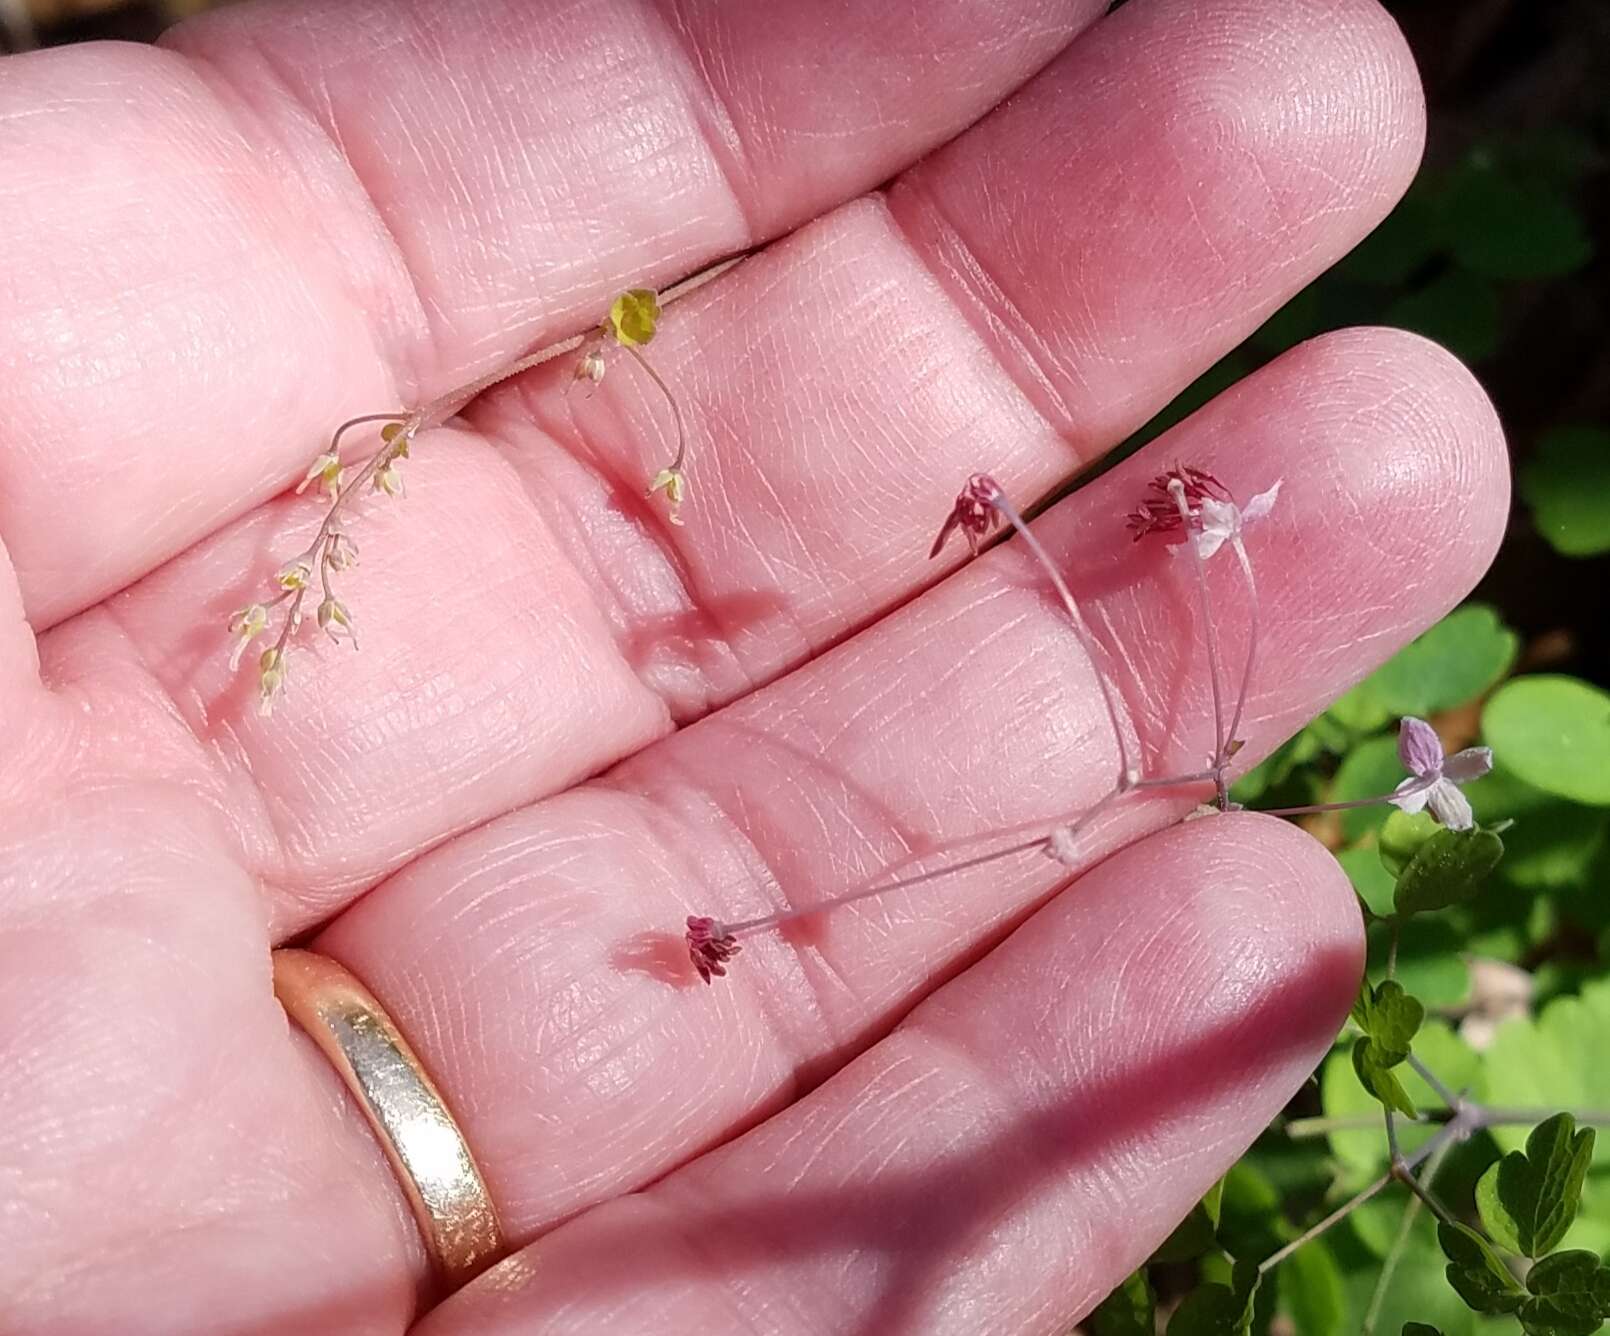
<box><xmin>272</xmin><ymin>949</ymin><xmax>505</xmax><ymax>1288</ymax></box>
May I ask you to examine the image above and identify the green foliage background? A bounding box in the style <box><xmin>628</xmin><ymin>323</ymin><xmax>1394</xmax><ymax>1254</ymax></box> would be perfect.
<box><xmin>1086</xmin><ymin>2</ymin><xmax>1610</xmax><ymax>1330</ymax></box>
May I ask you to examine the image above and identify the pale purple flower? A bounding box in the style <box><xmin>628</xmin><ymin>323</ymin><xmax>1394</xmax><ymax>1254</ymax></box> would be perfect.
<box><xmin>1388</xmin><ymin>716</ymin><xmax>1493</xmax><ymax>831</ymax></box>
<box><xmin>1191</xmin><ymin>481</ymin><xmax>1282</xmax><ymax>560</ymax></box>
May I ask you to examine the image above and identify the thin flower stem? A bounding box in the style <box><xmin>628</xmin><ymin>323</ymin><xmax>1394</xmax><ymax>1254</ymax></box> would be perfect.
<box><xmin>987</xmin><ymin>491</ymin><xmax>1131</xmax><ymax>784</ymax></box>
<box><xmin>1131</xmin><ymin>769</ymin><xmax>1219</xmax><ymax>792</ymax></box>
<box><xmin>622</xmin><ymin>342</ymin><xmax>688</xmax><ymax>472</ymax></box>
<box><xmin>723</xmin><ymin>835</ymin><xmax>1048</xmax><ymax>938</ymax></box>
<box><xmin>1257</xmin><ymin>1170</ymin><xmax>1397</xmax><ymax>1275</ymax></box>
<box><xmin>1225</xmin><ymin>535</ymin><xmax>1260</xmax><ymax>758</ymax></box>
<box><xmin>1256</xmin><ymin>792</ymin><xmax>1407</xmax><ymax>818</ymax></box>
<box><xmin>1285</xmin><ymin>1112</ymin><xmax>1435</xmax><ymax>1138</ymax></box>
<box><xmin>1362</xmin><ymin>1138</ymin><xmax>1455</xmax><ymax>1336</ymax></box>
<box><xmin>1405</xmin><ymin>1053</ymin><xmax>1466</xmax><ymax>1111</ymax></box>
<box><xmin>711</xmin><ymin>767</ymin><xmax>1229</xmax><ymax>945</ymax></box>
<box><xmin>1392</xmin><ymin>1158</ymin><xmax>1460</xmax><ymax>1230</ymax></box>
<box><xmin>1386</xmin><ymin>919</ymin><xmax>1400</xmax><ymax>982</ymax></box>
<box><xmin>409</xmin><ymin>253</ymin><xmax>743</xmax><ymax>430</ymax></box>
<box><xmin>1167</xmin><ymin>481</ymin><xmax>1229</xmax><ymax>808</ymax></box>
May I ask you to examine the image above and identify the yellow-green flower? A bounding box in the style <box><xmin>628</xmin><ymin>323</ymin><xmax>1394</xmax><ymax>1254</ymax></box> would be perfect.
<box><xmin>647</xmin><ymin>466</ymin><xmax>688</xmax><ymax>525</ymax></box>
<box><xmin>608</xmin><ymin>289</ymin><xmax>661</xmax><ymax>347</ymax></box>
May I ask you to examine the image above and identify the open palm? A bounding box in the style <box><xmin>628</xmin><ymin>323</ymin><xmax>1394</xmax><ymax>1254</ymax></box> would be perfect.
<box><xmin>0</xmin><ymin>0</ymin><xmax>1509</xmax><ymax>1332</ymax></box>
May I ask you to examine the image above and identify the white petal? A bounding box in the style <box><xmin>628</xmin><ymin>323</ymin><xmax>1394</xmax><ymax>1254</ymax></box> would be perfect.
<box><xmin>1442</xmin><ymin>746</ymin><xmax>1494</xmax><ymax>784</ymax></box>
<box><xmin>1241</xmin><ymin>480</ymin><xmax>1282</xmax><ymax>524</ymax></box>
<box><xmin>1427</xmin><ymin>779</ymin><xmax>1475</xmax><ymax>831</ymax></box>
<box><xmin>1389</xmin><ymin>776</ymin><xmax>1432</xmax><ymax>815</ymax></box>
<box><xmin>1397</xmin><ymin>716</ymin><xmax>1446</xmax><ymax>780</ymax></box>
<box><xmin>1192</xmin><ymin>528</ymin><xmax>1229</xmax><ymax>560</ymax></box>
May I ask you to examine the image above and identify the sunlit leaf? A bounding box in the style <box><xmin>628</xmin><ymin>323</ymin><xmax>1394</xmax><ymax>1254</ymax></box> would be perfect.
<box><xmin>1475</xmin><ymin>1113</ymin><xmax>1595</xmax><ymax>1258</ymax></box>
<box><xmin>1394</xmin><ymin>827</ymin><xmax>1506</xmax><ymax>917</ymax></box>
<box><xmin>1484</xmin><ymin>677</ymin><xmax>1610</xmax><ymax>807</ymax></box>
<box><xmin>1356</xmin><ymin>605</ymin><xmax>1519</xmax><ymax>718</ymax></box>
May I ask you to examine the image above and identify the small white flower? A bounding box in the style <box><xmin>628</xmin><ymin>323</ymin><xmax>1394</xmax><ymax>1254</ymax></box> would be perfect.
<box><xmin>647</xmin><ymin>466</ymin><xmax>688</xmax><ymax>525</ymax></box>
<box><xmin>1044</xmin><ymin>825</ymin><xmax>1081</xmax><ymax>866</ymax></box>
<box><xmin>226</xmin><ymin>603</ymin><xmax>269</xmax><ymax>670</ymax></box>
<box><xmin>1388</xmin><ymin>716</ymin><xmax>1493</xmax><ymax>831</ymax></box>
<box><xmin>1191</xmin><ymin>481</ymin><xmax>1282</xmax><ymax>560</ymax></box>
<box><xmin>295</xmin><ymin>451</ymin><xmax>344</xmax><ymax>499</ymax></box>
<box><xmin>257</xmin><ymin>647</ymin><xmax>288</xmax><ymax>717</ymax></box>
<box><xmin>374</xmin><ymin>458</ymin><xmax>405</xmax><ymax>498</ymax></box>
<box><xmin>276</xmin><ymin>559</ymin><xmax>313</xmax><ymax>592</ymax></box>
<box><xmin>316</xmin><ymin>597</ymin><xmax>357</xmax><ymax>649</ymax></box>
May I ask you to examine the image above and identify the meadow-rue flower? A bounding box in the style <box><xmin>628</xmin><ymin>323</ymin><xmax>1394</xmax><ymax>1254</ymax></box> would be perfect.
<box><xmin>258</xmin><ymin>647</ymin><xmax>288</xmax><ymax>717</ymax></box>
<box><xmin>325</xmin><ymin>532</ymin><xmax>359</xmax><ymax>570</ymax></box>
<box><xmin>1192</xmin><ymin>481</ymin><xmax>1282</xmax><ymax>560</ymax></box>
<box><xmin>929</xmin><ymin>473</ymin><xmax>1005</xmax><ymax>558</ymax></box>
<box><xmin>1388</xmin><ymin>716</ymin><xmax>1493</xmax><ymax>831</ymax></box>
<box><xmin>316</xmin><ymin>597</ymin><xmax>357</xmax><ymax>648</ymax></box>
<box><xmin>226</xmin><ymin>603</ymin><xmax>269</xmax><ymax>670</ymax></box>
<box><xmin>374</xmin><ymin>458</ymin><xmax>405</xmax><ymax>498</ymax></box>
<box><xmin>686</xmin><ymin>915</ymin><xmax>741</xmax><ymax>984</ymax></box>
<box><xmin>295</xmin><ymin>452</ymin><xmax>344</xmax><ymax>499</ymax></box>
<box><xmin>608</xmin><ymin>289</ymin><xmax>661</xmax><ymax>347</ymax></box>
<box><xmin>276</xmin><ymin>559</ymin><xmax>313</xmax><ymax>592</ymax></box>
<box><xmin>1127</xmin><ymin>466</ymin><xmax>1230</xmax><ymax>541</ymax></box>
<box><xmin>647</xmin><ymin>466</ymin><xmax>688</xmax><ymax>525</ymax></box>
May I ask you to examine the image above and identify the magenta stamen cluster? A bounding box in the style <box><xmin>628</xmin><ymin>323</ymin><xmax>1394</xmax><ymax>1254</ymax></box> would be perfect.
<box><xmin>686</xmin><ymin>916</ymin><xmax>741</xmax><ymax>984</ymax></box>
<box><xmin>680</xmin><ymin>462</ymin><xmax>1490</xmax><ymax>987</ymax></box>
<box><xmin>929</xmin><ymin>473</ymin><xmax>1005</xmax><ymax>558</ymax></box>
<box><xmin>1126</xmin><ymin>465</ymin><xmax>1230</xmax><ymax>541</ymax></box>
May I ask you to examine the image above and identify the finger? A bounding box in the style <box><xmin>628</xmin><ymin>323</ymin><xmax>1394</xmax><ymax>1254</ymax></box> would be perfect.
<box><xmin>71</xmin><ymin>0</ymin><xmax>1426</xmax><ymax>929</ymax></box>
<box><xmin>416</xmin><ymin>814</ymin><xmax>1361</xmax><ymax>1335</ymax></box>
<box><xmin>0</xmin><ymin>783</ymin><xmax>426</xmax><ymax>1334</ymax></box>
<box><xmin>0</xmin><ymin>0</ymin><xmax>1105</xmax><ymax>624</ymax></box>
<box><xmin>315</xmin><ymin>328</ymin><xmax>1507</xmax><ymax>1243</ymax></box>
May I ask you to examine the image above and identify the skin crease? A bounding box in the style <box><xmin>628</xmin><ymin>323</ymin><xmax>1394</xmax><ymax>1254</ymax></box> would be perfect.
<box><xmin>0</xmin><ymin>2</ymin><xmax>1509</xmax><ymax>1335</ymax></box>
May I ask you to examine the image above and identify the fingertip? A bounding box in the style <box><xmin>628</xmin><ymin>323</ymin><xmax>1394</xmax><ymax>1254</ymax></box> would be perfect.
<box><xmin>1275</xmin><ymin>325</ymin><xmax>1511</xmax><ymax>588</ymax></box>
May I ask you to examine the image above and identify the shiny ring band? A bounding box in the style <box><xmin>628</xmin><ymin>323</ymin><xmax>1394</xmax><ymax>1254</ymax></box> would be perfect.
<box><xmin>272</xmin><ymin>948</ymin><xmax>506</xmax><ymax>1288</ymax></box>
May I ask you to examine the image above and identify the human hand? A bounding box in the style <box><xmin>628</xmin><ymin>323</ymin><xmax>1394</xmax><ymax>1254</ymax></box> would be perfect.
<box><xmin>0</xmin><ymin>0</ymin><xmax>1508</xmax><ymax>1332</ymax></box>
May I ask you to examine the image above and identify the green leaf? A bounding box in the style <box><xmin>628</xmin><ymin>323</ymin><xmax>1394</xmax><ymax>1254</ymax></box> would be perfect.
<box><xmin>1466</xmin><ymin>765</ymin><xmax>1609</xmax><ymax>894</ymax></box>
<box><xmin>1485</xmin><ymin>980</ymin><xmax>1610</xmax><ymax>1166</ymax></box>
<box><xmin>1355</xmin><ymin>979</ymin><xmax>1426</xmax><ymax>1051</ymax></box>
<box><xmin>1522</xmin><ymin>427</ymin><xmax>1610</xmax><ymax>559</ymax></box>
<box><xmin>1354</xmin><ymin>1037</ymin><xmax>1418</xmax><ymax>1117</ymax></box>
<box><xmin>1342</xmin><ymin>845</ymin><xmax>1400</xmax><ymax>918</ymax></box>
<box><xmin>1394</xmin><ymin>827</ymin><xmax>1507</xmax><ymax>917</ymax></box>
<box><xmin>1335</xmin><ymin>188</ymin><xmax>1440</xmax><ymax>286</ymax></box>
<box><xmin>1168</xmin><ymin>1260</ymin><xmax>1261</xmax><ymax>1335</ymax></box>
<box><xmin>1519</xmin><ymin>1250</ymin><xmax>1610</xmax><ymax>1336</ymax></box>
<box><xmin>1325</xmin><ymin>1022</ymin><xmax>1481</xmax><ymax>1185</ymax></box>
<box><xmin>1358</xmin><ymin>605</ymin><xmax>1520</xmax><ymax>718</ymax></box>
<box><xmin>1381</xmin><ymin>810</ymin><xmax>1445</xmax><ymax>879</ymax></box>
<box><xmin>1436</xmin><ymin>1220</ymin><xmax>1525</xmax><ymax>1315</ymax></box>
<box><xmin>1281</xmin><ymin>1235</ymin><xmax>1344</xmax><ymax>1336</ymax></box>
<box><xmin>1384</xmin><ymin>269</ymin><xmax>1501</xmax><ymax>364</ymax></box>
<box><xmin>1091</xmin><ymin>1268</ymin><xmax>1156</xmax><ymax>1336</ymax></box>
<box><xmin>1476</xmin><ymin>1113</ymin><xmax>1596</xmax><ymax>1258</ymax></box>
<box><xmin>1152</xmin><ymin>1178</ymin><xmax>1226</xmax><ymax>1263</ymax></box>
<box><xmin>1440</xmin><ymin>157</ymin><xmax>1594</xmax><ymax>280</ymax></box>
<box><xmin>1484</xmin><ymin>676</ymin><xmax>1610</xmax><ymax>807</ymax></box>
